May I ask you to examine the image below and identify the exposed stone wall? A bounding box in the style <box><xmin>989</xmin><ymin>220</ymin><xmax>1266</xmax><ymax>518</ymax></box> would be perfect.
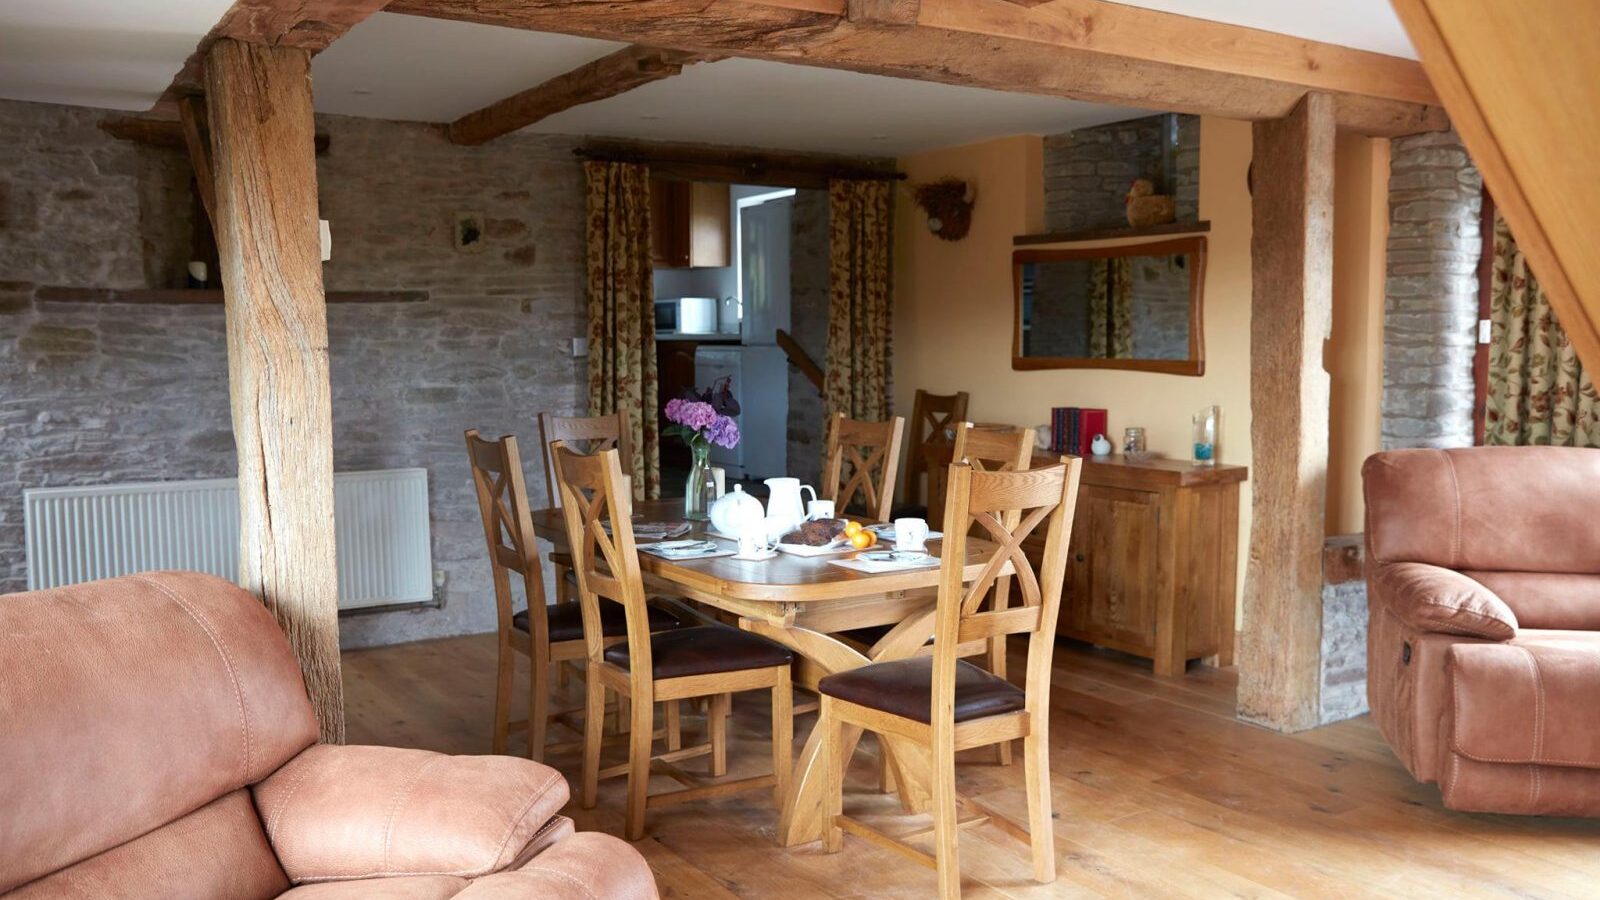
<box><xmin>787</xmin><ymin>187</ymin><xmax>829</xmax><ymax>485</ymax></box>
<box><xmin>1044</xmin><ymin>113</ymin><xmax>1200</xmax><ymax>232</ymax></box>
<box><xmin>1319</xmin><ymin>535</ymin><xmax>1369</xmax><ymax>725</ymax></box>
<box><xmin>1382</xmin><ymin>131</ymin><xmax>1481</xmax><ymax>450</ymax></box>
<box><xmin>0</xmin><ymin>98</ymin><xmax>585</xmax><ymax>647</ymax></box>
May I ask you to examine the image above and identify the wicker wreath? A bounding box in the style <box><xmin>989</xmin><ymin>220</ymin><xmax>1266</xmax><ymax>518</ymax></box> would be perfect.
<box><xmin>912</xmin><ymin>178</ymin><xmax>975</xmax><ymax>241</ymax></box>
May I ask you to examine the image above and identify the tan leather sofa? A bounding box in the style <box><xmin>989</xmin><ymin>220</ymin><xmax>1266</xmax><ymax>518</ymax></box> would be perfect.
<box><xmin>0</xmin><ymin>571</ymin><xmax>659</xmax><ymax>899</ymax></box>
<box><xmin>1364</xmin><ymin>447</ymin><xmax>1600</xmax><ymax>816</ymax></box>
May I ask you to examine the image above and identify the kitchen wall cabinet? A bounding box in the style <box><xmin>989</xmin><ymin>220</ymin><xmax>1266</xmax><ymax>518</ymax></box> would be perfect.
<box><xmin>651</xmin><ymin>179</ymin><xmax>730</xmax><ymax>269</ymax></box>
<box><xmin>1029</xmin><ymin>454</ymin><xmax>1247</xmax><ymax>677</ymax></box>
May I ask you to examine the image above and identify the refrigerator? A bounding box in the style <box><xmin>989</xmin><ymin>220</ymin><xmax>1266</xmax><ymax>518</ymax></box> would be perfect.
<box><xmin>694</xmin><ymin>192</ymin><xmax>793</xmax><ymax>480</ymax></box>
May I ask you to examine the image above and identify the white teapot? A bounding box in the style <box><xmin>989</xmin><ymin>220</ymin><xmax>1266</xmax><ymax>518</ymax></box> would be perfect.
<box><xmin>708</xmin><ymin>484</ymin><xmax>765</xmax><ymax>540</ymax></box>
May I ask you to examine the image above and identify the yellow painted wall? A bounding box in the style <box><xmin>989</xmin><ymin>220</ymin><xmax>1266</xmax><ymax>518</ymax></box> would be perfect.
<box><xmin>1327</xmin><ymin>134</ymin><xmax>1389</xmax><ymax>535</ymax></box>
<box><xmin>893</xmin><ymin>119</ymin><xmax>1388</xmax><ymax>632</ymax></box>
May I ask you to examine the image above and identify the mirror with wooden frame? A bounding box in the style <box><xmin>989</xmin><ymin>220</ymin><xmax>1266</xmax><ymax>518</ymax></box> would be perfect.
<box><xmin>1012</xmin><ymin>236</ymin><xmax>1206</xmax><ymax>375</ymax></box>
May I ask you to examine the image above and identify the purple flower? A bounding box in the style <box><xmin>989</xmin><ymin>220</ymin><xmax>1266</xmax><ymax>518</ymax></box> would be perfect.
<box><xmin>665</xmin><ymin>399</ymin><xmax>717</xmax><ymax>430</ymax></box>
<box><xmin>705</xmin><ymin>415</ymin><xmax>740</xmax><ymax>449</ymax></box>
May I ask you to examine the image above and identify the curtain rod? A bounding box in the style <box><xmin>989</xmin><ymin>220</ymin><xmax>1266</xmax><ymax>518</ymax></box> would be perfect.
<box><xmin>572</xmin><ymin>146</ymin><xmax>905</xmax><ymax>182</ymax></box>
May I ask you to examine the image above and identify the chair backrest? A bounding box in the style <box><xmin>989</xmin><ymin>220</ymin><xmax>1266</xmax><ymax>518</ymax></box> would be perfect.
<box><xmin>822</xmin><ymin>412</ymin><xmax>906</xmax><ymax>521</ymax></box>
<box><xmin>904</xmin><ymin>389</ymin><xmax>969</xmax><ymax>507</ymax></box>
<box><xmin>537</xmin><ymin>412</ymin><xmax>633</xmax><ymax>509</ymax></box>
<box><xmin>465</xmin><ymin>429</ymin><xmax>548</xmax><ymax>640</ymax></box>
<box><xmin>932</xmin><ymin>458</ymin><xmax>1081</xmax><ymax>724</ymax></box>
<box><xmin>940</xmin><ymin>422</ymin><xmax>1034</xmax><ymax>525</ymax></box>
<box><xmin>549</xmin><ymin>444</ymin><xmax>654</xmax><ymax>681</ymax></box>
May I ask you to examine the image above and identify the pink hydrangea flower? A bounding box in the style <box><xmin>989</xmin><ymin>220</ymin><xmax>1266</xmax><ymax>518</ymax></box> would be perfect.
<box><xmin>665</xmin><ymin>399</ymin><xmax>717</xmax><ymax>430</ymax></box>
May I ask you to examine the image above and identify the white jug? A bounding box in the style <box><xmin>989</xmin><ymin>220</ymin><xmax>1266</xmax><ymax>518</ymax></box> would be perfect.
<box><xmin>762</xmin><ymin>477</ymin><xmax>815</xmax><ymax>538</ymax></box>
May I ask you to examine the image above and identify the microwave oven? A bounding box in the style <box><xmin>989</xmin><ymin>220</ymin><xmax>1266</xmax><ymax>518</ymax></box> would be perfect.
<box><xmin>655</xmin><ymin>297</ymin><xmax>718</xmax><ymax>335</ymax></box>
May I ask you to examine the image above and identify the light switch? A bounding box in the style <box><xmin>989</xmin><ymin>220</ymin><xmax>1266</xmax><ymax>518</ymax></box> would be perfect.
<box><xmin>572</xmin><ymin>337</ymin><xmax>589</xmax><ymax>358</ymax></box>
<box><xmin>319</xmin><ymin>220</ymin><xmax>332</xmax><ymax>262</ymax></box>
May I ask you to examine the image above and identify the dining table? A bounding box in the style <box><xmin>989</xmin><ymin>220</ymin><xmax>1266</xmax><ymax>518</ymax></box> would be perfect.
<box><xmin>527</xmin><ymin>497</ymin><xmax>1011</xmax><ymax>848</ymax></box>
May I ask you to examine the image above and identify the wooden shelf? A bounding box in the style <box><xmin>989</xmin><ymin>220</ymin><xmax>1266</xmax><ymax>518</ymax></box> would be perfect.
<box><xmin>1013</xmin><ymin>220</ymin><xmax>1210</xmax><ymax>246</ymax></box>
<box><xmin>34</xmin><ymin>287</ymin><xmax>429</xmax><ymax>305</ymax></box>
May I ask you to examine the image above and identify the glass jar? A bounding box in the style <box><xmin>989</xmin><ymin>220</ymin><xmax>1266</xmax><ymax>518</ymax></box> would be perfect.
<box><xmin>1122</xmin><ymin>426</ymin><xmax>1146</xmax><ymax>458</ymax></box>
<box><xmin>684</xmin><ymin>441</ymin><xmax>717</xmax><ymax>520</ymax></box>
<box><xmin>1192</xmin><ymin>405</ymin><xmax>1219</xmax><ymax>466</ymax></box>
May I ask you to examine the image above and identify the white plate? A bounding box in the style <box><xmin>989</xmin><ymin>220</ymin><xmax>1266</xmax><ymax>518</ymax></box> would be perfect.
<box><xmin>775</xmin><ymin>540</ymin><xmax>855</xmax><ymax>558</ymax></box>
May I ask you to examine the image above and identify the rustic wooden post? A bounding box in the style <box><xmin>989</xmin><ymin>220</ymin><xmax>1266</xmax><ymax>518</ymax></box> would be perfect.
<box><xmin>205</xmin><ymin>37</ymin><xmax>343</xmax><ymax>742</ymax></box>
<box><xmin>1239</xmin><ymin>92</ymin><xmax>1335</xmax><ymax>733</ymax></box>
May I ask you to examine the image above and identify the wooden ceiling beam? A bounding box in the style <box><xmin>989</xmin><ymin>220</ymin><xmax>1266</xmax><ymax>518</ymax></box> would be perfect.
<box><xmin>387</xmin><ymin>0</ymin><xmax>1447</xmax><ymax>136</ymax></box>
<box><xmin>152</xmin><ymin>0</ymin><xmax>393</xmax><ymax>114</ymax></box>
<box><xmin>99</xmin><ymin>116</ymin><xmax>332</xmax><ymax>156</ymax></box>
<box><xmin>448</xmin><ymin>45</ymin><xmax>715</xmax><ymax>146</ymax></box>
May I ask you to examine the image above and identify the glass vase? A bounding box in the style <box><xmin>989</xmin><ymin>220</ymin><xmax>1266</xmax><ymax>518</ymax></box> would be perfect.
<box><xmin>1192</xmin><ymin>405</ymin><xmax>1219</xmax><ymax>466</ymax></box>
<box><xmin>684</xmin><ymin>442</ymin><xmax>717</xmax><ymax>520</ymax></box>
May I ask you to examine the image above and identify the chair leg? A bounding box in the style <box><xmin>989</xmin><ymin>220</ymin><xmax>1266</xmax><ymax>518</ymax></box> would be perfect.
<box><xmin>625</xmin><ymin>689</ymin><xmax>655</xmax><ymax>841</ymax></box>
<box><xmin>665</xmin><ymin>700</ymin><xmax>682</xmax><ymax>751</ymax></box>
<box><xmin>710</xmin><ymin>693</ymin><xmax>729</xmax><ymax>777</ymax></box>
<box><xmin>772</xmin><ymin>672</ymin><xmax>792</xmax><ymax>809</ymax></box>
<box><xmin>1023</xmin><ymin>715</ymin><xmax>1055</xmax><ymax>883</ymax></box>
<box><xmin>877</xmin><ymin>736</ymin><xmax>895</xmax><ymax>794</ymax></box>
<box><xmin>932</xmin><ymin>731</ymin><xmax>961</xmax><ymax>900</ymax></box>
<box><xmin>492</xmin><ymin>638</ymin><xmax>514</xmax><ymax>755</ymax></box>
<box><xmin>819</xmin><ymin>696</ymin><xmax>842</xmax><ymax>853</ymax></box>
<box><xmin>581</xmin><ymin>666</ymin><xmax>604</xmax><ymax>809</ymax></box>
<box><xmin>554</xmin><ymin>568</ymin><xmax>572</xmax><ymax>688</ymax></box>
<box><xmin>529</xmin><ymin>646</ymin><xmax>550</xmax><ymax>763</ymax></box>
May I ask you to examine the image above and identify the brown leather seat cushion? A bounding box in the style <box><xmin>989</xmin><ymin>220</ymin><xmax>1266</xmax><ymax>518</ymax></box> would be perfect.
<box><xmin>603</xmin><ymin>625</ymin><xmax>793</xmax><ymax>679</ymax></box>
<box><xmin>514</xmin><ymin>601</ymin><xmax>681</xmax><ymax>644</ymax></box>
<box><xmin>818</xmin><ymin>657</ymin><xmax>1025</xmax><ymax>724</ymax></box>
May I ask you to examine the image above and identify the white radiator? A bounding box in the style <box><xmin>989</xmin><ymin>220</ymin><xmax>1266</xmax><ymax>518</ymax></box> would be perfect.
<box><xmin>23</xmin><ymin>469</ymin><xmax>434</xmax><ymax>611</ymax></box>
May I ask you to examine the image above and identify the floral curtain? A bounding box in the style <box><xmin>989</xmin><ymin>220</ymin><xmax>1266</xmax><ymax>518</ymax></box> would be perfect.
<box><xmin>824</xmin><ymin>179</ymin><xmax>893</xmax><ymax>421</ymax></box>
<box><xmin>1484</xmin><ymin>210</ymin><xmax>1599</xmax><ymax>447</ymax></box>
<box><xmin>583</xmin><ymin>160</ymin><xmax>659</xmax><ymax>499</ymax></box>
<box><xmin>1087</xmin><ymin>257</ymin><xmax>1134</xmax><ymax>359</ymax></box>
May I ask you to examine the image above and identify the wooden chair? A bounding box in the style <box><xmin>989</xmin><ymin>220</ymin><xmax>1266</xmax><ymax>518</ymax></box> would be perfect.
<box><xmin>821</xmin><ymin>412</ymin><xmax>906</xmax><ymax>522</ymax></box>
<box><xmin>537</xmin><ymin>412</ymin><xmax>633</xmax><ymax>599</ymax></box>
<box><xmin>901</xmin><ymin>390</ymin><xmax>969</xmax><ymax>519</ymax></box>
<box><xmin>552</xmin><ymin>442</ymin><xmax>795</xmax><ymax>841</ymax></box>
<box><xmin>465</xmin><ymin>429</ymin><xmax>681</xmax><ymax>761</ymax></box>
<box><xmin>817</xmin><ymin>456</ymin><xmax>1082</xmax><ymax>899</ymax></box>
<box><xmin>949</xmin><ymin>421</ymin><xmax>1035</xmax><ymax>765</ymax></box>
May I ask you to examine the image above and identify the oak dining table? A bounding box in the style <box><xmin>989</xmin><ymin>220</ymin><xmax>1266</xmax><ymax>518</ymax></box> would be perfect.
<box><xmin>527</xmin><ymin>497</ymin><xmax>1010</xmax><ymax>848</ymax></box>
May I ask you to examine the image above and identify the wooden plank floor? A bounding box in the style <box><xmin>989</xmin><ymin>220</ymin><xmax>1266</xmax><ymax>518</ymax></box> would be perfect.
<box><xmin>344</xmin><ymin>635</ymin><xmax>1600</xmax><ymax>898</ymax></box>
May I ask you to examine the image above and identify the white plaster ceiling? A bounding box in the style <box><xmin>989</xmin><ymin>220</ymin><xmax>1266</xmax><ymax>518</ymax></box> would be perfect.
<box><xmin>0</xmin><ymin>1</ymin><xmax>1420</xmax><ymax>152</ymax></box>
<box><xmin>0</xmin><ymin>0</ymin><xmax>235</xmax><ymax>110</ymax></box>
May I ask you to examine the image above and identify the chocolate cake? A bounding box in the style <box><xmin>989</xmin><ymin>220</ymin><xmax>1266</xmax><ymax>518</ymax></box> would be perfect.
<box><xmin>781</xmin><ymin>518</ymin><xmax>846</xmax><ymax>546</ymax></box>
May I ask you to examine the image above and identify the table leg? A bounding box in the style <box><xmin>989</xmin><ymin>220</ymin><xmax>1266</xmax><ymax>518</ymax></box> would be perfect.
<box><xmin>742</xmin><ymin>609</ymin><xmax>937</xmax><ymax>847</ymax></box>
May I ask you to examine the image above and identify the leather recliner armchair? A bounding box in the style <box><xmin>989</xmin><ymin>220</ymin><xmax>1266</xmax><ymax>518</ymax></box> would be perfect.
<box><xmin>0</xmin><ymin>571</ymin><xmax>659</xmax><ymax>898</ymax></box>
<box><xmin>1364</xmin><ymin>446</ymin><xmax>1600</xmax><ymax>816</ymax></box>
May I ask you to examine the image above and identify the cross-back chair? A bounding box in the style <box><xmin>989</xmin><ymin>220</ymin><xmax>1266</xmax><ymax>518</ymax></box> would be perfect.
<box><xmin>822</xmin><ymin>412</ymin><xmax>906</xmax><ymax>522</ymax></box>
<box><xmin>465</xmin><ymin>429</ymin><xmax>680</xmax><ymax>761</ymax></box>
<box><xmin>901</xmin><ymin>389</ymin><xmax>969</xmax><ymax>520</ymax></box>
<box><xmin>551</xmin><ymin>443</ymin><xmax>795</xmax><ymax>841</ymax></box>
<box><xmin>817</xmin><ymin>456</ymin><xmax>1082</xmax><ymax>899</ymax></box>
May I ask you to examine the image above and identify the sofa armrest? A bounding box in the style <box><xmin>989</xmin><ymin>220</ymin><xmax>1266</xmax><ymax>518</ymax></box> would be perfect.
<box><xmin>1368</xmin><ymin>562</ymin><xmax>1519</xmax><ymax>641</ymax></box>
<box><xmin>253</xmin><ymin>745</ymin><xmax>568</xmax><ymax>884</ymax></box>
<box><xmin>453</xmin><ymin>832</ymin><xmax>660</xmax><ymax>900</ymax></box>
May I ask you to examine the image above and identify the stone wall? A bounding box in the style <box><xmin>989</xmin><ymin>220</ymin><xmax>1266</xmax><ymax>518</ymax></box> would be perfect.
<box><xmin>1319</xmin><ymin>536</ymin><xmax>1368</xmax><ymax>725</ymax></box>
<box><xmin>1044</xmin><ymin>113</ymin><xmax>1200</xmax><ymax>232</ymax></box>
<box><xmin>1382</xmin><ymin>130</ymin><xmax>1481</xmax><ymax>450</ymax></box>
<box><xmin>0</xmin><ymin>98</ymin><xmax>586</xmax><ymax>647</ymax></box>
<box><xmin>787</xmin><ymin>188</ymin><xmax>830</xmax><ymax>485</ymax></box>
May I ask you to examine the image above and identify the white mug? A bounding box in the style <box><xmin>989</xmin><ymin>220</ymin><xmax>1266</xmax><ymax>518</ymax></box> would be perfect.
<box><xmin>737</xmin><ymin>531</ymin><xmax>770</xmax><ymax>557</ymax></box>
<box><xmin>894</xmin><ymin>517</ymin><xmax>930</xmax><ymax>553</ymax></box>
<box><xmin>807</xmin><ymin>498</ymin><xmax>836</xmax><ymax>520</ymax></box>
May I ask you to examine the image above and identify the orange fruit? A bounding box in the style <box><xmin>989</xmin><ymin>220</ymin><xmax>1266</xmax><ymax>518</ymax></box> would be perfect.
<box><xmin>843</xmin><ymin>520</ymin><xmax>863</xmax><ymax>537</ymax></box>
<box><xmin>864</xmin><ymin>531</ymin><xmax>878</xmax><ymax>548</ymax></box>
<box><xmin>849</xmin><ymin>530</ymin><xmax>873</xmax><ymax>550</ymax></box>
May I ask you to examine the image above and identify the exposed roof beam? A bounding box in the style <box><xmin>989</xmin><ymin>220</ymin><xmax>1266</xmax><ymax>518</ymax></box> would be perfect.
<box><xmin>448</xmin><ymin>45</ymin><xmax>715</xmax><ymax>146</ymax></box>
<box><xmin>152</xmin><ymin>0</ymin><xmax>393</xmax><ymax>113</ymax></box>
<box><xmin>99</xmin><ymin>116</ymin><xmax>332</xmax><ymax>156</ymax></box>
<box><xmin>387</xmin><ymin>0</ymin><xmax>1446</xmax><ymax>136</ymax></box>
